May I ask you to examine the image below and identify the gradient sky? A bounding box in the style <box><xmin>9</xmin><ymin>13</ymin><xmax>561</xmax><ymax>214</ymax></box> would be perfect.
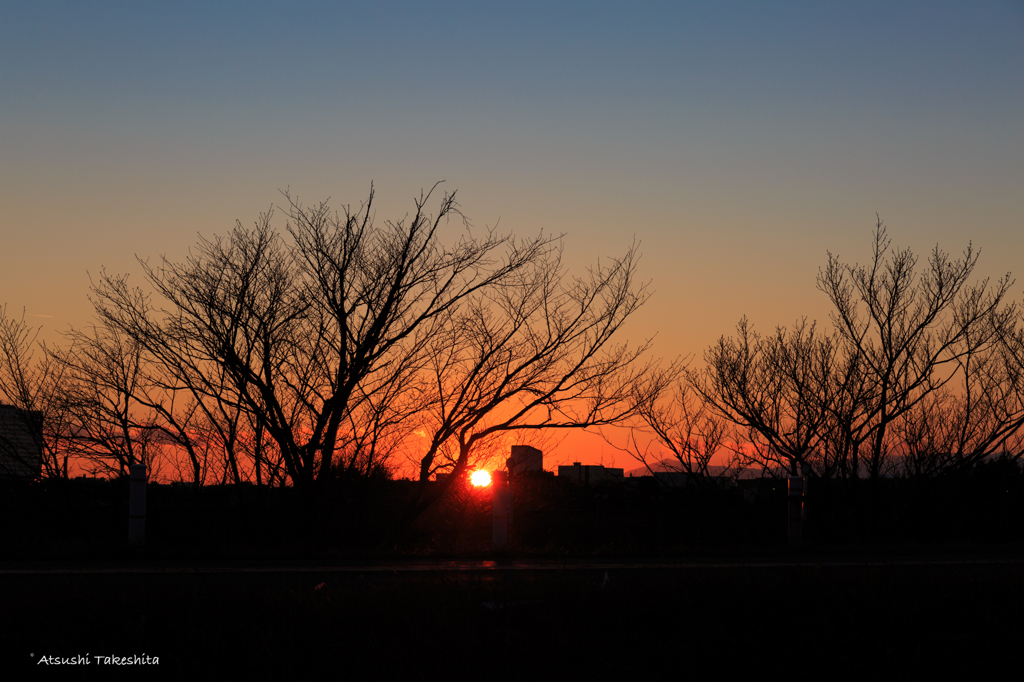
<box><xmin>2</xmin><ymin>1</ymin><xmax>1023</xmax><ymax>470</ymax></box>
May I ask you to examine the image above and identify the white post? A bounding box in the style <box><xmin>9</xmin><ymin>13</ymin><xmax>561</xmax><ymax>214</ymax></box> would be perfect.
<box><xmin>129</xmin><ymin>464</ymin><xmax>147</xmax><ymax>546</ymax></box>
<box><xmin>788</xmin><ymin>474</ymin><xmax>805</xmax><ymax>548</ymax></box>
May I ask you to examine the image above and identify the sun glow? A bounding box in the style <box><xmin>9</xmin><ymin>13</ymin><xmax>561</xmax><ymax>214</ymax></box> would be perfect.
<box><xmin>470</xmin><ymin>470</ymin><xmax>491</xmax><ymax>487</ymax></box>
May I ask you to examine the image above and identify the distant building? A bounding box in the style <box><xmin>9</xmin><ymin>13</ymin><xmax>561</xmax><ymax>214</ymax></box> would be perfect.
<box><xmin>0</xmin><ymin>404</ymin><xmax>43</xmax><ymax>479</ymax></box>
<box><xmin>558</xmin><ymin>462</ymin><xmax>624</xmax><ymax>485</ymax></box>
<box><xmin>509</xmin><ymin>445</ymin><xmax>543</xmax><ymax>473</ymax></box>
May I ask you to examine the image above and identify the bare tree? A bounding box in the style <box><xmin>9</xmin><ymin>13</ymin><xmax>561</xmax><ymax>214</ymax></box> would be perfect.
<box><xmin>897</xmin><ymin>311</ymin><xmax>1024</xmax><ymax>475</ymax></box>
<box><xmin>609</xmin><ymin>360</ymin><xmax>735</xmax><ymax>489</ymax></box>
<box><xmin>692</xmin><ymin>317</ymin><xmax>837</xmax><ymax>476</ymax></box>
<box><xmin>817</xmin><ymin>218</ymin><xmax>1014</xmax><ymax>480</ymax></box>
<box><xmin>0</xmin><ymin>306</ymin><xmax>74</xmax><ymax>478</ymax></box>
<box><xmin>92</xmin><ymin>184</ymin><xmax>555</xmax><ymax>496</ymax></box>
<box><xmin>694</xmin><ymin>221</ymin><xmax>1014</xmax><ymax>483</ymax></box>
<box><xmin>402</xmin><ymin>240</ymin><xmax>654</xmax><ymax>520</ymax></box>
<box><xmin>53</xmin><ymin>322</ymin><xmax>164</xmax><ymax>479</ymax></box>
<box><xmin>90</xmin><ymin>262</ymin><xmax>291</xmax><ymax>488</ymax></box>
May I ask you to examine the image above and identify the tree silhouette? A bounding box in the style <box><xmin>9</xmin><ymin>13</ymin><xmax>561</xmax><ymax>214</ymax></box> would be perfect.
<box><xmin>0</xmin><ymin>306</ymin><xmax>73</xmax><ymax>478</ymax></box>
<box><xmin>817</xmin><ymin>219</ymin><xmax>1014</xmax><ymax>479</ymax></box>
<box><xmin>692</xmin><ymin>317</ymin><xmax>837</xmax><ymax>476</ymax></box>
<box><xmin>52</xmin><ymin>321</ymin><xmax>162</xmax><ymax>479</ymax></box>
<box><xmin>403</xmin><ymin>240</ymin><xmax>654</xmax><ymax>520</ymax></box>
<box><xmin>93</xmin><ymin>183</ymin><xmax>632</xmax><ymax>503</ymax></box>
<box><xmin>696</xmin><ymin>220</ymin><xmax>1016</xmax><ymax>481</ymax></box>
<box><xmin>613</xmin><ymin>360</ymin><xmax>733</xmax><ymax>488</ymax></box>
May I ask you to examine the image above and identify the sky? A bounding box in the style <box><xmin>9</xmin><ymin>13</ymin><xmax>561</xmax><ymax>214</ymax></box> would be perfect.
<box><xmin>2</xmin><ymin>1</ymin><xmax>1023</xmax><ymax>471</ymax></box>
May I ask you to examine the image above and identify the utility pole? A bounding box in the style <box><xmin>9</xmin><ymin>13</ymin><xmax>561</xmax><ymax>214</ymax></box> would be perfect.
<box><xmin>492</xmin><ymin>470</ymin><xmax>510</xmax><ymax>551</ymax></box>
<box><xmin>129</xmin><ymin>463</ymin><xmax>147</xmax><ymax>547</ymax></box>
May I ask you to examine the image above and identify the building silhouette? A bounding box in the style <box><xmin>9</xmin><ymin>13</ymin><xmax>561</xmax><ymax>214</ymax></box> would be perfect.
<box><xmin>509</xmin><ymin>445</ymin><xmax>543</xmax><ymax>473</ymax></box>
<box><xmin>558</xmin><ymin>462</ymin><xmax>624</xmax><ymax>485</ymax></box>
<box><xmin>0</xmin><ymin>404</ymin><xmax>43</xmax><ymax>479</ymax></box>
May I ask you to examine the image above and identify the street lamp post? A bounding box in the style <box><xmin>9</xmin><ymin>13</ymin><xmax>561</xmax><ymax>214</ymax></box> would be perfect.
<box><xmin>129</xmin><ymin>463</ymin><xmax>147</xmax><ymax>546</ymax></box>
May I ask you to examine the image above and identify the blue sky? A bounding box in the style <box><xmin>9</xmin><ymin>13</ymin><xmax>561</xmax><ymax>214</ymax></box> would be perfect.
<box><xmin>2</xmin><ymin>0</ymin><xmax>1023</xmax><ymax>380</ymax></box>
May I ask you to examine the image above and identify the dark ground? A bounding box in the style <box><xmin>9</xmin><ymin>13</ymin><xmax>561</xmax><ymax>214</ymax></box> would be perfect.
<box><xmin>2</xmin><ymin>469</ymin><xmax>1023</xmax><ymax>679</ymax></box>
<box><xmin>3</xmin><ymin>560</ymin><xmax>1023</xmax><ymax>680</ymax></box>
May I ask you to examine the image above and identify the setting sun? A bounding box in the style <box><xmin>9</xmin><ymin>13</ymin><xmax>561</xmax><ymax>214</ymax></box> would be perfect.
<box><xmin>470</xmin><ymin>470</ymin><xmax>491</xmax><ymax>487</ymax></box>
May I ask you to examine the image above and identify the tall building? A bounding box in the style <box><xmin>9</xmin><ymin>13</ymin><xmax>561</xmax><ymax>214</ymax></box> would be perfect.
<box><xmin>0</xmin><ymin>404</ymin><xmax>43</xmax><ymax>479</ymax></box>
<box><xmin>509</xmin><ymin>445</ymin><xmax>543</xmax><ymax>472</ymax></box>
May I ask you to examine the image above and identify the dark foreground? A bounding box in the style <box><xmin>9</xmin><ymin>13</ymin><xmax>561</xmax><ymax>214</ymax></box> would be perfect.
<box><xmin>3</xmin><ymin>471</ymin><xmax>1024</xmax><ymax>679</ymax></box>
<box><xmin>4</xmin><ymin>558</ymin><xmax>1023</xmax><ymax>680</ymax></box>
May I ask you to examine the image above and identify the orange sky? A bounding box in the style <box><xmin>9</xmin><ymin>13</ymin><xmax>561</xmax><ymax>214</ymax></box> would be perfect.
<box><xmin>3</xmin><ymin>2</ymin><xmax>1022</xmax><ymax>478</ymax></box>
